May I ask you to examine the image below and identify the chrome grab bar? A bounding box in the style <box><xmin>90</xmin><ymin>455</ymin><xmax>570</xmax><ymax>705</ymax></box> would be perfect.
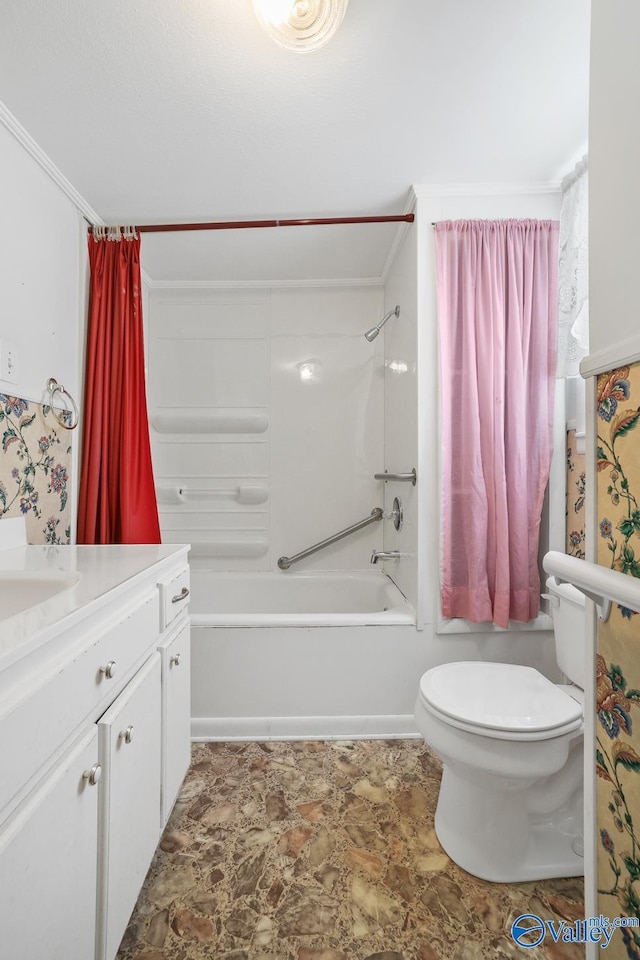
<box><xmin>278</xmin><ymin>508</ymin><xmax>383</xmax><ymax>570</ymax></box>
<box><xmin>374</xmin><ymin>468</ymin><xmax>416</xmax><ymax>485</ymax></box>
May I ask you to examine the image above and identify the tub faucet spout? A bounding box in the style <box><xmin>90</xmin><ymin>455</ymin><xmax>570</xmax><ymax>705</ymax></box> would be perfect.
<box><xmin>370</xmin><ymin>550</ymin><xmax>400</xmax><ymax>564</ymax></box>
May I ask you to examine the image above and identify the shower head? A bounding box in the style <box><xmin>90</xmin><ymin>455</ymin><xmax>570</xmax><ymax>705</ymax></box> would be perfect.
<box><xmin>364</xmin><ymin>305</ymin><xmax>400</xmax><ymax>342</ymax></box>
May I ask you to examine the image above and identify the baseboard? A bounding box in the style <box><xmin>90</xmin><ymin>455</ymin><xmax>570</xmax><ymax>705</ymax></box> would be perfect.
<box><xmin>191</xmin><ymin>714</ymin><xmax>421</xmax><ymax>742</ymax></box>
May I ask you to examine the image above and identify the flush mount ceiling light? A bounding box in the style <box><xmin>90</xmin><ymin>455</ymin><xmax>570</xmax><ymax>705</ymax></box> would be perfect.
<box><xmin>252</xmin><ymin>0</ymin><xmax>348</xmax><ymax>52</ymax></box>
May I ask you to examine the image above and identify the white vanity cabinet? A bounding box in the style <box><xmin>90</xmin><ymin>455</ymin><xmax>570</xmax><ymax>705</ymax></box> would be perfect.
<box><xmin>0</xmin><ymin>545</ymin><xmax>190</xmax><ymax>960</ymax></box>
<box><xmin>0</xmin><ymin>728</ymin><xmax>100</xmax><ymax>960</ymax></box>
<box><xmin>97</xmin><ymin>654</ymin><xmax>162</xmax><ymax>960</ymax></box>
<box><xmin>158</xmin><ymin>565</ymin><xmax>191</xmax><ymax>825</ymax></box>
<box><xmin>159</xmin><ymin>618</ymin><xmax>191</xmax><ymax>825</ymax></box>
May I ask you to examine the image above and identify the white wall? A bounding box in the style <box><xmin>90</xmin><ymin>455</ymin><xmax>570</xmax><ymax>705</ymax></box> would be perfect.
<box><xmin>0</xmin><ymin>122</ymin><xmax>86</xmax><ymax>405</ymax></box>
<box><xmin>588</xmin><ymin>0</ymin><xmax>640</xmax><ymax>371</ymax></box>
<box><xmin>148</xmin><ymin>284</ymin><xmax>385</xmax><ymax>570</ymax></box>
<box><xmin>584</xmin><ymin>0</ymin><xmax>640</xmax><ymax>937</ymax></box>
<box><xmin>0</xmin><ymin>118</ymin><xmax>88</xmax><ymax>536</ymax></box>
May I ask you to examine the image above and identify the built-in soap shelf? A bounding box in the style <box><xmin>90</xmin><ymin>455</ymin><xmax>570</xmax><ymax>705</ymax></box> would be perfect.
<box><xmin>157</xmin><ymin>482</ymin><xmax>269</xmax><ymax>506</ymax></box>
<box><xmin>158</xmin><ymin>507</ymin><xmax>269</xmax><ymax>559</ymax></box>
<box><xmin>186</xmin><ymin>538</ymin><xmax>268</xmax><ymax>559</ymax></box>
<box><xmin>152</xmin><ymin>409</ymin><xmax>268</xmax><ymax>435</ymax></box>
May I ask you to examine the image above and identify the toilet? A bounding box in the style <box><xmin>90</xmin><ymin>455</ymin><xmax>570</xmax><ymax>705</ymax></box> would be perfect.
<box><xmin>414</xmin><ymin>577</ymin><xmax>586</xmax><ymax>883</ymax></box>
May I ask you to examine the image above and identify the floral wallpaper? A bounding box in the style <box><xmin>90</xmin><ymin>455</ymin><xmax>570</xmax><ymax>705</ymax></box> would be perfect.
<box><xmin>596</xmin><ymin>363</ymin><xmax>640</xmax><ymax>958</ymax></box>
<box><xmin>0</xmin><ymin>393</ymin><xmax>72</xmax><ymax>544</ymax></box>
<box><xmin>567</xmin><ymin>427</ymin><xmax>586</xmax><ymax>559</ymax></box>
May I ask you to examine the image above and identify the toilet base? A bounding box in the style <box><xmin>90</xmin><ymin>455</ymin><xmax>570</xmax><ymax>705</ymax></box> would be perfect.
<box><xmin>434</xmin><ymin>764</ymin><xmax>584</xmax><ymax>883</ymax></box>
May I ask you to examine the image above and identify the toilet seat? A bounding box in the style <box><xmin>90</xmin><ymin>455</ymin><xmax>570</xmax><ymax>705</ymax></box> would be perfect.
<box><xmin>419</xmin><ymin>662</ymin><xmax>583</xmax><ymax>742</ymax></box>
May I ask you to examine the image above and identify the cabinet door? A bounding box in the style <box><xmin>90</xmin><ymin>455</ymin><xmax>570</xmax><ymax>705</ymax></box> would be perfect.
<box><xmin>158</xmin><ymin>618</ymin><xmax>191</xmax><ymax>826</ymax></box>
<box><xmin>97</xmin><ymin>654</ymin><xmax>161</xmax><ymax>960</ymax></box>
<box><xmin>0</xmin><ymin>728</ymin><xmax>99</xmax><ymax>960</ymax></box>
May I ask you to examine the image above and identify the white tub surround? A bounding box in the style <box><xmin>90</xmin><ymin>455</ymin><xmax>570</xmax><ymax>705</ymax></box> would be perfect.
<box><xmin>148</xmin><ymin>285</ymin><xmax>385</xmax><ymax>572</ymax></box>
<box><xmin>382</xmin><ymin>217</ymin><xmax>419</xmax><ymax>614</ymax></box>
<box><xmin>0</xmin><ymin>538</ymin><xmax>191</xmax><ymax>960</ymax></box>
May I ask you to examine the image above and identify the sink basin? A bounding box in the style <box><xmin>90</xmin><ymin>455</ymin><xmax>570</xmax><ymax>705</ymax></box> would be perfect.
<box><xmin>0</xmin><ymin>571</ymin><xmax>82</xmax><ymax>620</ymax></box>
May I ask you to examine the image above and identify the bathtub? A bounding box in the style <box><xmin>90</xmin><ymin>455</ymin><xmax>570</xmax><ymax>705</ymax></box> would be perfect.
<box><xmin>189</xmin><ymin>570</ymin><xmax>414</xmax><ymax>626</ymax></box>
<box><xmin>189</xmin><ymin>569</ymin><xmax>426</xmax><ymax>741</ymax></box>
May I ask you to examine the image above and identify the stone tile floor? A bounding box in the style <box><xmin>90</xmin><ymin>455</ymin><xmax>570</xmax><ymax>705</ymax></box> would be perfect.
<box><xmin>116</xmin><ymin>740</ymin><xmax>584</xmax><ymax>960</ymax></box>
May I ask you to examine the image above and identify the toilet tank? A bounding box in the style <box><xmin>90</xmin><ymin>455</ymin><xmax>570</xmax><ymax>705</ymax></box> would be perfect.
<box><xmin>545</xmin><ymin>576</ymin><xmax>586</xmax><ymax>689</ymax></box>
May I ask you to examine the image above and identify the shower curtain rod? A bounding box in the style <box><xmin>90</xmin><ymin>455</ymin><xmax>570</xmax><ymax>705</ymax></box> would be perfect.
<box><xmin>89</xmin><ymin>214</ymin><xmax>414</xmax><ymax>235</ymax></box>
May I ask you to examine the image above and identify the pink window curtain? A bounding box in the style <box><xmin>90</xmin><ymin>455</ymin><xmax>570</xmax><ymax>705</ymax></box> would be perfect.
<box><xmin>77</xmin><ymin>232</ymin><xmax>161</xmax><ymax>544</ymax></box>
<box><xmin>435</xmin><ymin>219</ymin><xmax>559</xmax><ymax>628</ymax></box>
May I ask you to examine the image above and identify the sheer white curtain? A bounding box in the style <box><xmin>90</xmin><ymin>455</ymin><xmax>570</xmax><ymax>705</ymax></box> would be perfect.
<box><xmin>557</xmin><ymin>156</ymin><xmax>589</xmax><ymax>377</ymax></box>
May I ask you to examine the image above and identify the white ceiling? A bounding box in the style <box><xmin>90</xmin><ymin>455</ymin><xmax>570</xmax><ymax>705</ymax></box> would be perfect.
<box><xmin>0</xmin><ymin>0</ymin><xmax>590</xmax><ymax>282</ymax></box>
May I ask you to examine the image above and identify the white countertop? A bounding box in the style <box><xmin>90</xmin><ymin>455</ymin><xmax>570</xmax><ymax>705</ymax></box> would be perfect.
<box><xmin>0</xmin><ymin>543</ymin><xmax>190</xmax><ymax>666</ymax></box>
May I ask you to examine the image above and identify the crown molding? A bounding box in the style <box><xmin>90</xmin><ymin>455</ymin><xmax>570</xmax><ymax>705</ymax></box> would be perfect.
<box><xmin>0</xmin><ymin>99</ymin><xmax>103</xmax><ymax>225</ymax></box>
<box><xmin>145</xmin><ymin>277</ymin><xmax>384</xmax><ymax>290</ymax></box>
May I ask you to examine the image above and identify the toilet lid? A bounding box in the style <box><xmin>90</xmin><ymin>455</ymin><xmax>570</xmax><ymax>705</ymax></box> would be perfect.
<box><xmin>419</xmin><ymin>662</ymin><xmax>582</xmax><ymax>735</ymax></box>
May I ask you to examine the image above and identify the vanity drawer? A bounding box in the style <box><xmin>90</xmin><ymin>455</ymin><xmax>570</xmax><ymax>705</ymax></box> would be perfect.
<box><xmin>0</xmin><ymin>591</ymin><xmax>159</xmax><ymax>819</ymax></box>
<box><xmin>158</xmin><ymin>566</ymin><xmax>190</xmax><ymax>631</ymax></box>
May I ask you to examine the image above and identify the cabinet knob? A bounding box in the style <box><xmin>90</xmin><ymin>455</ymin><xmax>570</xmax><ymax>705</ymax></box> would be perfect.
<box><xmin>172</xmin><ymin>586</ymin><xmax>190</xmax><ymax>604</ymax></box>
<box><xmin>119</xmin><ymin>724</ymin><xmax>134</xmax><ymax>744</ymax></box>
<box><xmin>83</xmin><ymin>763</ymin><xmax>102</xmax><ymax>786</ymax></box>
<box><xmin>170</xmin><ymin>653</ymin><xmax>181</xmax><ymax>667</ymax></box>
<box><xmin>100</xmin><ymin>660</ymin><xmax>116</xmax><ymax>680</ymax></box>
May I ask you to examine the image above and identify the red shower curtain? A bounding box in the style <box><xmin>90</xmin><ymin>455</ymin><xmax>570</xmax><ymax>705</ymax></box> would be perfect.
<box><xmin>77</xmin><ymin>232</ymin><xmax>161</xmax><ymax>544</ymax></box>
